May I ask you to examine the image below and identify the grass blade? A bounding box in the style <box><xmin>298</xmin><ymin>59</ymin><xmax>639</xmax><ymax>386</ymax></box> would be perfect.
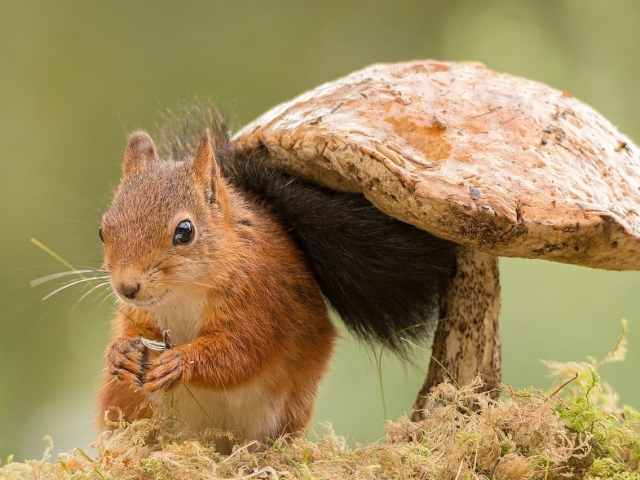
<box><xmin>30</xmin><ymin>238</ymin><xmax>89</xmax><ymax>280</ymax></box>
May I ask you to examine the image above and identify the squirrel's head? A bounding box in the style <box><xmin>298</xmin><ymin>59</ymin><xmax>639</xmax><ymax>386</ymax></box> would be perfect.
<box><xmin>100</xmin><ymin>130</ymin><xmax>230</xmax><ymax>310</ymax></box>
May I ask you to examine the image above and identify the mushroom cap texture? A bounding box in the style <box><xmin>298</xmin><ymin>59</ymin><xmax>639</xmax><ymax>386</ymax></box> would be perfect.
<box><xmin>234</xmin><ymin>60</ymin><xmax>640</xmax><ymax>270</ymax></box>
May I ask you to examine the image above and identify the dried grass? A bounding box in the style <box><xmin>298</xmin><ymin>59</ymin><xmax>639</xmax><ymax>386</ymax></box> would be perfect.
<box><xmin>2</xmin><ymin>326</ymin><xmax>639</xmax><ymax>479</ymax></box>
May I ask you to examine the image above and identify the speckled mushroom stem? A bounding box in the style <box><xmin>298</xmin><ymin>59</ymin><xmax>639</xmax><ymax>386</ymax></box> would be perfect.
<box><xmin>411</xmin><ymin>246</ymin><xmax>501</xmax><ymax>419</ymax></box>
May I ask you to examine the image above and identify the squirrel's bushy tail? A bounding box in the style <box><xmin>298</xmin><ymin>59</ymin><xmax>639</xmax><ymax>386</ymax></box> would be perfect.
<box><xmin>156</xmin><ymin>103</ymin><xmax>457</xmax><ymax>355</ymax></box>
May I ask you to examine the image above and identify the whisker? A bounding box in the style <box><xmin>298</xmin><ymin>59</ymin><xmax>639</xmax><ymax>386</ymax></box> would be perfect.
<box><xmin>60</xmin><ymin>189</ymin><xmax>102</xmax><ymax>216</ymax></box>
<box><xmin>94</xmin><ymin>376</ymin><xmax>118</xmax><ymax>393</ymax></box>
<box><xmin>42</xmin><ymin>276</ymin><xmax>109</xmax><ymax>301</ymax></box>
<box><xmin>30</xmin><ymin>269</ymin><xmax>104</xmax><ymax>287</ymax></box>
<box><xmin>150</xmin><ymin>263</ymin><xmax>189</xmax><ymax>276</ymax></box>
<box><xmin>150</xmin><ymin>253</ymin><xmax>174</xmax><ymax>270</ymax></box>
<box><xmin>168</xmin><ymin>290</ymin><xmax>188</xmax><ymax>309</ymax></box>
<box><xmin>167</xmin><ymin>280</ymin><xmax>220</xmax><ymax>290</ymax></box>
<box><xmin>59</xmin><ymin>219</ymin><xmax>100</xmax><ymax>228</ymax></box>
<box><xmin>100</xmin><ymin>291</ymin><xmax>118</xmax><ymax>308</ymax></box>
<box><xmin>75</xmin><ymin>281</ymin><xmax>112</xmax><ymax>305</ymax></box>
<box><xmin>150</xmin><ymin>255</ymin><xmax>184</xmax><ymax>275</ymax></box>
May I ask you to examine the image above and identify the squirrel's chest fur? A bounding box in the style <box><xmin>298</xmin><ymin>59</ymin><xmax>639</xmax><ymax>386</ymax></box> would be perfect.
<box><xmin>158</xmin><ymin>373</ymin><xmax>286</xmax><ymax>451</ymax></box>
<box><xmin>151</xmin><ymin>297</ymin><xmax>206</xmax><ymax>345</ymax></box>
<box><xmin>147</xmin><ymin>298</ymin><xmax>292</xmax><ymax>450</ymax></box>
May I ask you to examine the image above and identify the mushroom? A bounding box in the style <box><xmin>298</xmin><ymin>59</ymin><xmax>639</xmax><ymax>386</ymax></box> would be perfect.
<box><xmin>233</xmin><ymin>60</ymin><xmax>640</xmax><ymax>417</ymax></box>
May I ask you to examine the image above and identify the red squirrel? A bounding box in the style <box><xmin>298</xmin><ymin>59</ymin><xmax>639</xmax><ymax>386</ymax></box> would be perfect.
<box><xmin>98</xmin><ymin>114</ymin><xmax>456</xmax><ymax>453</ymax></box>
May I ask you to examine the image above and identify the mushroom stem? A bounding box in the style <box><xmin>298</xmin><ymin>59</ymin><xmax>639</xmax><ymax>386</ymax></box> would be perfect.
<box><xmin>411</xmin><ymin>246</ymin><xmax>501</xmax><ymax>419</ymax></box>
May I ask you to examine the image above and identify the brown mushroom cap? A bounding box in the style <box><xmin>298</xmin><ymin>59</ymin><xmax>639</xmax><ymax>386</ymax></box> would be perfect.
<box><xmin>234</xmin><ymin>60</ymin><xmax>640</xmax><ymax>270</ymax></box>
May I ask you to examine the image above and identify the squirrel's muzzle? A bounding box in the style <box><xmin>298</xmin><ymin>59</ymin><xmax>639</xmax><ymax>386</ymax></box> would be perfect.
<box><xmin>118</xmin><ymin>281</ymin><xmax>141</xmax><ymax>300</ymax></box>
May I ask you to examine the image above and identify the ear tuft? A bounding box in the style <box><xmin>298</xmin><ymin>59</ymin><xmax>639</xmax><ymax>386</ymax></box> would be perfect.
<box><xmin>192</xmin><ymin>130</ymin><xmax>229</xmax><ymax>211</ymax></box>
<box><xmin>123</xmin><ymin>131</ymin><xmax>158</xmax><ymax>176</ymax></box>
<box><xmin>192</xmin><ymin>129</ymin><xmax>216</xmax><ymax>190</ymax></box>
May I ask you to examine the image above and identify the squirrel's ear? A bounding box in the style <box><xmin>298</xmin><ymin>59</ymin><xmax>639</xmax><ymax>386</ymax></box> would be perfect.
<box><xmin>192</xmin><ymin>130</ymin><xmax>215</xmax><ymax>186</ymax></box>
<box><xmin>123</xmin><ymin>131</ymin><xmax>158</xmax><ymax>176</ymax></box>
<box><xmin>192</xmin><ymin>130</ymin><xmax>226</xmax><ymax>206</ymax></box>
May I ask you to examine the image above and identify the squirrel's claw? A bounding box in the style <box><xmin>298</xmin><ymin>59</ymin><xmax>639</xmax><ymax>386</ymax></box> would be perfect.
<box><xmin>144</xmin><ymin>348</ymin><xmax>185</xmax><ymax>392</ymax></box>
<box><xmin>106</xmin><ymin>337</ymin><xmax>148</xmax><ymax>386</ymax></box>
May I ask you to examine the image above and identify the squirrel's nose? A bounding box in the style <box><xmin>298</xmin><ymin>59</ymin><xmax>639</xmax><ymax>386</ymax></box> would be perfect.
<box><xmin>119</xmin><ymin>282</ymin><xmax>141</xmax><ymax>299</ymax></box>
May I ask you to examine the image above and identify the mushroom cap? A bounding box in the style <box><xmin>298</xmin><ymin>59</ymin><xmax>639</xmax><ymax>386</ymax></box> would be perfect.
<box><xmin>234</xmin><ymin>60</ymin><xmax>640</xmax><ymax>270</ymax></box>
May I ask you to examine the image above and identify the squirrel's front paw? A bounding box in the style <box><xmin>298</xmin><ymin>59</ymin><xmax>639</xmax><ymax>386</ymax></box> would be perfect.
<box><xmin>106</xmin><ymin>337</ymin><xmax>148</xmax><ymax>386</ymax></box>
<box><xmin>144</xmin><ymin>348</ymin><xmax>186</xmax><ymax>392</ymax></box>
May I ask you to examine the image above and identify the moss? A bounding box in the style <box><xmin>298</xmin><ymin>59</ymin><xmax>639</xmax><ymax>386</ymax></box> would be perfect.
<box><xmin>2</xmin><ymin>324</ymin><xmax>638</xmax><ymax>480</ymax></box>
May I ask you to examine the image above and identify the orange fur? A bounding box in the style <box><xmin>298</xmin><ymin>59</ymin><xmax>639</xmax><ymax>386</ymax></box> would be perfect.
<box><xmin>98</xmin><ymin>131</ymin><xmax>336</xmax><ymax>453</ymax></box>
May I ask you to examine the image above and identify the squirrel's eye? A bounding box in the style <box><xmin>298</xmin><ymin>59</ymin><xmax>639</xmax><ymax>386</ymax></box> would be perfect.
<box><xmin>98</xmin><ymin>227</ymin><xmax>105</xmax><ymax>244</ymax></box>
<box><xmin>173</xmin><ymin>220</ymin><xmax>195</xmax><ymax>245</ymax></box>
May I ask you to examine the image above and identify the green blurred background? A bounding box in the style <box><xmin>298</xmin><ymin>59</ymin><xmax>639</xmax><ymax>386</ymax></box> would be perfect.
<box><xmin>1</xmin><ymin>0</ymin><xmax>640</xmax><ymax>462</ymax></box>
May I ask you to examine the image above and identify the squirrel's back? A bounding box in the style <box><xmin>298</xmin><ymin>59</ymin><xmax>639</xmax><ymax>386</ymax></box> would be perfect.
<box><xmin>157</xmin><ymin>106</ymin><xmax>457</xmax><ymax>353</ymax></box>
